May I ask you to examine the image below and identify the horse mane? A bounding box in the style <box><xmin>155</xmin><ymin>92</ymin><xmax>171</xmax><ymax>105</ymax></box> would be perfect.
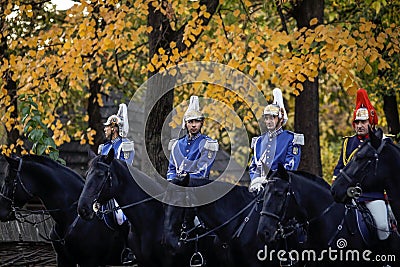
<box><xmin>23</xmin><ymin>154</ymin><xmax>85</xmax><ymax>182</ymax></box>
<box><xmin>290</xmin><ymin>170</ymin><xmax>331</xmax><ymax>191</ymax></box>
<box><xmin>89</xmin><ymin>155</ymin><xmax>167</xmax><ymax>193</ymax></box>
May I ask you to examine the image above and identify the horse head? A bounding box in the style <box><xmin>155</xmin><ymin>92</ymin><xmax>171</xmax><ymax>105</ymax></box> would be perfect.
<box><xmin>0</xmin><ymin>156</ymin><xmax>35</xmax><ymax>221</ymax></box>
<box><xmin>163</xmin><ymin>175</ymin><xmax>192</xmax><ymax>255</ymax></box>
<box><xmin>78</xmin><ymin>148</ymin><xmax>116</xmax><ymax>221</ymax></box>
<box><xmin>331</xmin><ymin>127</ymin><xmax>385</xmax><ymax>203</ymax></box>
<box><xmin>257</xmin><ymin>164</ymin><xmax>306</xmax><ymax>244</ymax></box>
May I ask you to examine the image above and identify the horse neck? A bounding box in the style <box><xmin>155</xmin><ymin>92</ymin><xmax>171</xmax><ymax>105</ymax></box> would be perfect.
<box><xmin>24</xmin><ymin>160</ymin><xmax>82</xmax><ymax>223</ymax></box>
<box><xmin>197</xmin><ymin>186</ymin><xmax>255</xmax><ymax>239</ymax></box>
<box><xmin>381</xmin><ymin>144</ymin><xmax>400</xmax><ymax>223</ymax></box>
<box><xmin>111</xmin><ymin>162</ymin><xmax>164</xmax><ymax>232</ymax></box>
<box><xmin>291</xmin><ymin>176</ymin><xmax>334</xmax><ymax>220</ymax></box>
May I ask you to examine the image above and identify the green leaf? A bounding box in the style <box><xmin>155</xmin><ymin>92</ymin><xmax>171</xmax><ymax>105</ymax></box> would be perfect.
<box><xmin>28</xmin><ymin>129</ymin><xmax>44</xmax><ymax>142</ymax></box>
<box><xmin>36</xmin><ymin>143</ymin><xmax>47</xmax><ymax>155</ymax></box>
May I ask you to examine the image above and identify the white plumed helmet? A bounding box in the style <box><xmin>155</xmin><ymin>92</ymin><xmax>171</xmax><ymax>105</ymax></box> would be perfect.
<box><xmin>263</xmin><ymin>88</ymin><xmax>288</xmax><ymax>126</ymax></box>
<box><xmin>104</xmin><ymin>103</ymin><xmax>129</xmax><ymax>137</ymax></box>
<box><xmin>182</xmin><ymin>96</ymin><xmax>204</xmax><ymax>129</ymax></box>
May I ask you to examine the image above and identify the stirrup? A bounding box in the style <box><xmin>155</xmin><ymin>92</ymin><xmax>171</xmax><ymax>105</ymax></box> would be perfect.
<box><xmin>121</xmin><ymin>248</ymin><xmax>135</xmax><ymax>265</ymax></box>
<box><xmin>190</xmin><ymin>252</ymin><xmax>205</xmax><ymax>267</ymax></box>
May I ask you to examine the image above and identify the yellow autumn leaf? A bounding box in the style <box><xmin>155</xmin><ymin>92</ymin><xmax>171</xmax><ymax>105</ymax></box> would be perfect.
<box><xmin>296</xmin><ymin>83</ymin><xmax>303</xmax><ymax>91</ymax></box>
<box><xmin>310</xmin><ymin>18</ymin><xmax>319</xmax><ymax>26</ymax></box>
<box><xmin>296</xmin><ymin>73</ymin><xmax>306</xmax><ymax>82</ymax></box>
<box><xmin>343</xmin><ymin>77</ymin><xmax>352</xmax><ymax>88</ymax></box>
<box><xmin>364</xmin><ymin>64</ymin><xmax>372</xmax><ymax>75</ymax></box>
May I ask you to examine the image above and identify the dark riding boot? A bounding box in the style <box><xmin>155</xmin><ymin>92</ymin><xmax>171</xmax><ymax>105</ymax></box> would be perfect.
<box><xmin>120</xmin><ymin>220</ymin><xmax>137</xmax><ymax>265</ymax></box>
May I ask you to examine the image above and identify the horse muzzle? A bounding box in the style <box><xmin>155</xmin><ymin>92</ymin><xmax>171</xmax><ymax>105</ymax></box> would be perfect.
<box><xmin>77</xmin><ymin>204</ymin><xmax>95</xmax><ymax>221</ymax></box>
<box><xmin>258</xmin><ymin>229</ymin><xmax>276</xmax><ymax>244</ymax></box>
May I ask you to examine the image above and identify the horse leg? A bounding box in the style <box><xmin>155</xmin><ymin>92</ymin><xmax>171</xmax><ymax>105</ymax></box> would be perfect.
<box><xmin>56</xmin><ymin>253</ymin><xmax>76</xmax><ymax>267</ymax></box>
<box><xmin>52</xmin><ymin>243</ymin><xmax>76</xmax><ymax>267</ymax></box>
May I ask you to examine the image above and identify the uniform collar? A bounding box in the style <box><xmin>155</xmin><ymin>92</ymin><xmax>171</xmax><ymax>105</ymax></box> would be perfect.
<box><xmin>357</xmin><ymin>134</ymin><xmax>369</xmax><ymax>141</ymax></box>
<box><xmin>187</xmin><ymin>132</ymin><xmax>201</xmax><ymax>141</ymax></box>
<box><xmin>267</xmin><ymin>127</ymin><xmax>283</xmax><ymax>138</ymax></box>
<box><xmin>111</xmin><ymin>136</ymin><xmax>121</xmax><ymax>144</ymax></box>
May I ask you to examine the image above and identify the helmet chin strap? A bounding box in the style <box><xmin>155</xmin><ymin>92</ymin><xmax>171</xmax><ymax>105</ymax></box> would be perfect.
<box><xmin>109</xmin><ymin>127</ymin><xmax>119</xmax><ymax>141</ymax></box>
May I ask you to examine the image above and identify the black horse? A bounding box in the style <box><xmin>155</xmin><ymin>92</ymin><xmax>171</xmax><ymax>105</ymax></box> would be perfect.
<box><xmin>0</xmin><ymin>155</ymin><xmax>128</xmax><ymax>267</ymax></box>
<box><xmin>77</xmin><ymin>148</ymin><xmax>222</xmax><ymax>267</ymax></box>
<box><xmin>164</xmin><ymin>173</ymin><xmax>283</xmax><ymax>267</ymax></box>
<box><xmin>258</xmin><ymin>164</ymin><xmax>400</xmax><ymax>266</ymax></box>
<box><xmin>331</xmin><ymin>128</ymin><xmax>400</xmax><ymax>223</ymax></box>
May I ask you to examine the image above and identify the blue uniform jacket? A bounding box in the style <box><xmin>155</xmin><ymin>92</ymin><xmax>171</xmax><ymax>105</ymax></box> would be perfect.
<box><xmin>333</xmin><ymin>135</ymin><xmax>367</xmax><ymax>177</ymax></box>
<box><xmin>99</xmin><ymin>137</ymin><xmax>135</xmax><ymax>165</ymax></box>
<box><xmin>167</xmin><ymin>133</ymin><xmax>218</xmax><ymax>180</ymax></box>
<box><xmin>249</xmin><ymin>129</ymin><xmax>302</xmax><ymax>181</ymax></box>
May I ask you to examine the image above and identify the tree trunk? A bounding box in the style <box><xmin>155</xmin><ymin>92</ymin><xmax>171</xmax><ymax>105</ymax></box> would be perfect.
<box><xmin>0</xmin><ymin>10</ymin><xmax>19</xmax><ymax>149</ymax></box>
<box><xmin>88</xmin><ymin>77</ymin><xmax>103</xmax><ymax>152</ymax></box>
<box><xmin>5</xmin><ymin>72</ymin><xmax>19</xmax><ymax>147</ymax></box>
<box><xmin>383</xmin><ymin>92</ymin><xmax>400</xmax><ymax>142</ymax></box>
<box><xmin>292</xmin><ymin>0</ymin><xmax>324</xmax><ymax>176</ymax></box>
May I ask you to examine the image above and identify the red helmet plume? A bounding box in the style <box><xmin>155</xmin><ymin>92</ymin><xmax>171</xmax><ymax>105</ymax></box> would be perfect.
<box><xmin>352</xmin><ymin>88</ymin><xmax>378</xmax><ymax>127</ymax></box>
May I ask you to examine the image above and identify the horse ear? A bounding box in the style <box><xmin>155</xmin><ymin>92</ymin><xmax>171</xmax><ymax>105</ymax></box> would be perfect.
<box><xmin>4</xmin><ymin>155</ymin><xmax>19</xmax><ymax>169</ymax></box>
<box><xmin>87</xmin><ymin>149</ymin><xmax>97</xmax><ymax>160</ymax></box>
<box><xmin>277</xmin><ymin>163</ymin><xmax>289</xmax><ymax>181</ymax></box>
<box><xmin>369</xmin><ymin>126</ymin><xmax>381</xmax><ymax>149</ymax></box>
<box><xmin>375</xmin><ymin>127</ymin><xmax>383</xmax><ymax>140</ymax></box>
<box><xmin>105</xmin><ymin>148</ymin><xmax>114</xmax><ymax>164</ymax></box>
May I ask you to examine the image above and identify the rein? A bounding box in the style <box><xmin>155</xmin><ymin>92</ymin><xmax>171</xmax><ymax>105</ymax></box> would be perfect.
<box><xmin>181</xmin><ymin>196</ymin><xmax>259</xmax><ymax>243</ymax></box>
<box><xmin>97</xmin><ymin>193</ymin><xmax>165</xmax><ymax>215</ymax></box>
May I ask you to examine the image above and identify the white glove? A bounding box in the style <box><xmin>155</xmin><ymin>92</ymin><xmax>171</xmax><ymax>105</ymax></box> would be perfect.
<box><xmin>249</xmin><ymin>177</ymin><xmax>266</xmax><ymax>193</ymax></box>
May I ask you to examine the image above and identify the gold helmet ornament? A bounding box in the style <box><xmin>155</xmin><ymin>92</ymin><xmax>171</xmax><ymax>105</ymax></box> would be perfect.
<box><xmin>263</xmin><ymin>88</ymin><xmax>288</xmax><ymax>126</ymax></box>
<box><xmin>104</xmin><ymin>103</ymin><xmax>129</xmax><ymax>137</ymax></box>
<box><xmin>182</xmin><ymin>96</ymin><xmax>204</xmax><ymax>129</ymax></box>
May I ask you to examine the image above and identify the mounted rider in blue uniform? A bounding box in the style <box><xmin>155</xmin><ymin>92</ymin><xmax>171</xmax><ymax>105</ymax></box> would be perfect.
<box><xmin>166</xmin><ymin>96</ymin><xmax>219</xmax><ymax>266</ymax></box>
<box><xmin>333</xmin><ymin>88</ymin><xmax>390</xmax><ymax>241</ymax></box>
<box><xmin>99</xmin><ymin>104</ymin><xmax>135</xmax><ymax>165</ymax></box>
<box><xmin>98</xmin><ymin>103</ymin><xmax>135</xmax><ymax>264</ymax></box>
<box><xmin>249</xmin><ymin>88</ymin><xmax>304</xmax><ymax>193</ymax></box>
<box><xmin>167</xmin><ymin>96</ymin><xmax>218</xmax><ymax>181</ymax></box>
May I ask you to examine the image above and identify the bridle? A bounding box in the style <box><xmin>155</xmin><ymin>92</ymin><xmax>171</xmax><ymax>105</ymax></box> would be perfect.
<box><xmin>339</xmin><ymin>140</ymin><xmax>385</xmax><ymax>199</ymax></box>
<box><xmin>89</xmin><ymin>160</ymin><xmax>164</xmax><ymax>215</ymax></box>
<box><xmin>0</xmin><ymin>158</ymin><xmax>34</xmax><ymax>208</ymax></box>
<box><xmin>259</xmin><ymin>177</ymin><xmax>306</xmax><ymax>241</ymax></box>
